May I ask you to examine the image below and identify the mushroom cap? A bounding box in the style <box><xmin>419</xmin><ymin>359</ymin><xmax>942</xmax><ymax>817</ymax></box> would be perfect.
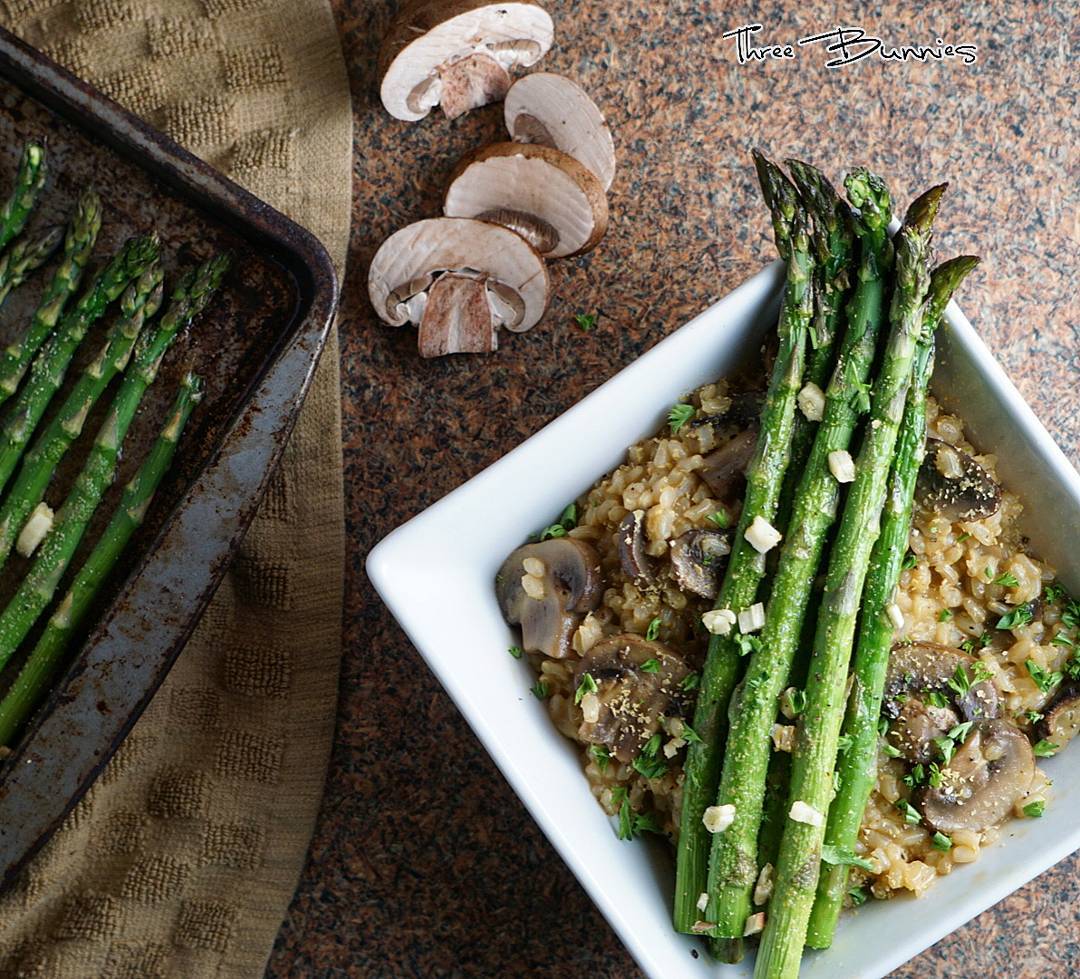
<box><xmin>1036</xmin><ymin>681</ymin><xmax>1080</xmax><ymax>750</ymax></box>
<box><xmin>916</xmin><ymin>438</ymin><xmax>1001</xmax><ymax>521</ymax></box>
<box><xmin>495</xmin><ymin>538</ymin><xmax>602</xmax><ymax>658</ymax></box>
<box><xmin>443</xmin><ymin>142</ymin><xmax>609</xmax><ymax>259</ymax></box>
<box><xmin>669</xmin><ymin>529</ymin><xmax>731</xmax><ymax>600</ymax></box>
<box><xmin>378</xmin><ymin>0</ymin><xmax>554</xmax><ymax>121</ymax></box>
<box><xmin>503</xmin><ymin>72</ymin><xmax>616</xmax><ymax>190</ymax></box>
<box><xmin>368</xmin><ymin>217</ymin><xmax>550</xmax><ymax>334</ymax></box>
<box><xmin>699</xmin><ymin>428</ymin><xmax>759</xmax><ymax>502</ymax></box>
<box><xmin>916</xmin><ymin>719</ymin><xmax>1035</xmax><ymax>833</ymax></box>
<box><xmin>573</xmin><ymin>633</ymin><xmax>689</xmax><ymax>762</ymax></box>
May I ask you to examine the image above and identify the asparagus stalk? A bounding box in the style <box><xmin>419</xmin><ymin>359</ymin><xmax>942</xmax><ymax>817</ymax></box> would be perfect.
<box><xmin>774</xmin><ymin>161</ymin><xmax>855</xmax><ymax>532</ymax></box>
<box><xmin>0</xmin><ymin>144</ymin><xmax>46</xmax><ymax>253</ymax></box>
<box><xmin>705</xmin><ymin>171</ymin><xmax>897</xmax><ymax>939</ymax></box>
<box><xmin>0</xmin><ymin>226</ymin><xmax>64</xmax><ymax>308</ymax></box>
<box><xmin>0</xmin><ymin>191</ymin><xmax>102</xmax><ymax>402</ymax></box>
<box><xmin>0</xmin><ymin>263</ymin><xmax>164</xmax><ymax>571</ymax></box>
<box><xmin>0</xmin><ymin>233</ymin><xmax>160</xmax><ymax>496</ymax></box>
<box><xmin>752</xmin><ymin>190</ymin><xmax>943</xmax><ymax>979</ymax></box>
<box><xmin>806</xmin><ymin>254</ymin><xmax>980</xmax><ymax>947</ymax></box>
<box><xmin>0</xmin><ymin>372</ymin><xmax>203</xmax><ymax>746</ymax></box>
<box><xmin>0</xmin><ymin>256</ymin><xmax>226</xmax><ymax>667</ymax></box>
<box><xmin>674</xmin><ymin>152</ymin><xmax>814</xmax><ymax>934</ymax></box>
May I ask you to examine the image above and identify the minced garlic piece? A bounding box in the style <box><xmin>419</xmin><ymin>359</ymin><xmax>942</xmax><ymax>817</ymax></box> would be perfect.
<box><xmin>828</xmin><ymin>449</ymin><xmax>856</xmax><ymax>483</ymax></box>
<box><xmin>789</xmin><ymin>800</ymin><xmax>823</xmax><ymax>826</ymax></box>
<box><xmin>703</xmin><ymin>608</ymin><xmax>737</xmax><ymax>636</ymax></box>
<box><xmin>580</xmin><ymin>692</ymin><xmax>600</xmax><ymax>724</ymax></box>
<box><xmin>797</xmin><ymin>382</ymin><xmax>826</xmax><ymax>422</ymax></box>
<box><xmin>743</xmin><ymin>911</ymin><xmax>766</xmax><ymax>936</ymax></box>
<box><xmin>886</xmin><ymin>602</ymin><xmax>905</xmax><ymax>630</ymax></box>
<box><xmin>745</xmin><ymin>515</ymin><xmax>782</xmax><ymax>554</ymax></box>
<box><xmin>753</xmin><ymin>862</ymin><xmax>774</xmax><ymax>906</ymax></box>
<box><xmin>522</xmin><ymin>556</ymin><xmax>546</xmax><ymax>576</ymax></box>
<box><xmin>696</xmin><ymin>892</ymin><xmax>709</xmax><ymax>912</ymax></box>
<box><xmin>521</xmin><ymin>573</ymin><xmax>545</xmax><ymax>600</ymax></box>
<box><xmin>771</xmin><ymin>723</ymin><xmax>796</xmax><ymax>753</ymax></box>
<box><xmin>738</xmin><ymin>602</ymin><xmax>765</xmax><ymax>634</ymax></box>
<box><xmin>703</xmin><ymin>804</ymin><xmax>736</xmax><ymax>833</ymax></box>
<box><xmin>16</xmin><ymin>502</ymin><xmax>54</xmax><ymax>558</ymax></box>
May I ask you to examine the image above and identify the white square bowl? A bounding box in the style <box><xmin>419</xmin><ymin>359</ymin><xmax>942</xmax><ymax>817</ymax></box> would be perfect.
<box><xmin>366</xmin><ymin>262</ymin><xmax>1080</xmax><ymax>979</ymax></box>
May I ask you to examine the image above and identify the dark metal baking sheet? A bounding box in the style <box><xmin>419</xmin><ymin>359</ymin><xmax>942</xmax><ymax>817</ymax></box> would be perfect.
<box><xmin>0</xmin><ymin>28</ymin><xmax>339</xmax><ymax>885</ymax></box>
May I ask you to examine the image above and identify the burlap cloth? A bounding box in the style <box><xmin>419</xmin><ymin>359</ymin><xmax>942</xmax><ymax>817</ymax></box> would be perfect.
<box><xmin>0</xmin><ymin>2</ymin><xmax>350</xmax><ymax>976</ymax></box>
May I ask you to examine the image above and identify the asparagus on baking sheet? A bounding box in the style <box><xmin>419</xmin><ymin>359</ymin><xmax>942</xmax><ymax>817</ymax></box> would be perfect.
<box><xmin>674</xmin><ymin>152</ymin><xmax>814</xmax><ymax>936</ymax></box>
<box><xmin>705</xmin><ymin>170</ymin><xmax>898</xmax><ymax>941</ymax></box>
<box><xmin>753</xmin><ymin>190</ymin><xmax>941</xmax><ymax>979</ymax></box>
<box><xmin>0</xmin><ymin>255</ymin><xmax>227</xmax><ymax>670</ymax></box>
<box><xmin>0</xmin><ymin>263</ymin><xmax>164</xmax><ymax>571</ymax></box>
<box><xmin>0</xmin><ymin>144</ymin><xmax>46</xmax><ymax>254</ymax></box>
<box><xmin>807</xmin><ymin>254</ymin><xmax>981</xmax><ymax>948</ymax></box>
<box><xmin>0</xmin><ymin>372</ymin><xmax>203</xmax><ymax>746</ymax></box>
<box><xmin>0</xmin><ymin>233</ymin><xmax>160</xmax><ymax>496</ymax></box>
<box><xmin>0</xmin><ymin>226</ymin><xmax>64</xmax><ymax>309</ymax></box>
<box><xmin>0</xmin><ymin>190</ymin><xmax>102</xmax><ymax>403</ymax></box>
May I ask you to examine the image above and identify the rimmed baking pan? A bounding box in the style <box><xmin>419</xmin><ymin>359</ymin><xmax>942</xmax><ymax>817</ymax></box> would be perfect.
<box><xmin>0</xmin><ymin>28</ymin><xmax>339</xmax><ymax>884</ymax></box>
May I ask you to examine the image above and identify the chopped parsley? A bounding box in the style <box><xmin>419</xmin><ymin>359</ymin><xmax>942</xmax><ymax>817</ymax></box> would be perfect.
<box><xmin>820</xmin><ymin>844</ymin><xmax>875</xmax><ymax>871</ymax></box>
<box><xmin>559</xmin><ymin>502</ymin><xmax>578</xmax><ymax>529</ymax></box>
<box><xmin>590</xmin><ymin>745</ymin><xmax>610</xmax><ymax>772</ymax></box>
<box><xmin>574</xmin><ymin>672</ymin><xmax>598</xmax><ymax>705</ymax></box>
<box><xmin>1043</xmin><ymin>581</ymin><xmax>1067</xmax><ymax>604</ymax></box>
<box><xmin>925</xmin><ymin>690</ymin><xmax>949</xmax><ymax>709</ymax></box>
<box><xmin>947</xmin><ymin>664</ymin><xmax>972</xmax><ymax>697</ymax></box>
<box><xmin>848</xmin><ymin>365</ymin><xmax>872</xmax><ymax>413</ymax></box>
<box><xmin>1025</xmin><ymin>659</ymin><xmax>1062</xmax><ymax>694</ymax></box>
<box><xmin>668</xmin><ymin>402</ymin><xmax>695</xmax><ymax>433</ymax></box>
<box><xmin>539</xmin><ymin>523</ymin><xmax>567</xmax><ymax>540</ymax></box>
<box><xmin>680</xmin><ymin>672</ymin><xmax>701</xmax><ymax>691</ymax></box>
<box><xmin>783</xmin><ymin>687</ymin><xmax>808</xmax><ymax>717</ymax></box>
<box><xmin>1033</xmin><ymin>739</ymin><xmax>1059</xmax><ymax>758</ymax></box>
<box><xmin>848</xmin><ymin>886</ymin><xmax>869</xmax><ymax>907</ymax></box>
<box><xmin>837</xmin><ymin>734</ymin><xmax>854</xmax><ymax>754</ymax></box>
<box><xmin>645</xmin><ymin>617</ymin><xmax>661</xmax><ymax>642</ymax></box>
<box><xmin>956</xmin><ymin>532</ymin><xmax>971</xmax><ymax>543</ymax></box>
<box><xmin>927</xmin><ymin>762</ymin><xmax>943</xmax><ymax>788</ymax></box>
<box><xmin>996</xmin><ymin>603</ymin><xmax>1034</xmax><ymax>631</ymax></box>
<box><xmin>901</xmin><ymin>550</ymin><xmax>918</xmax><ymax>571</ymax></box>
<box><xmin>734</xmin><ymin>632</ymin><xmax>762</xmax><ymax>657</ymax></box>
<box><xmin>707</xmin><ymin>508</ymin><xmax>731</xmax><ymax>530</ymax></box>
<box><xmin>632</xmin><ymin>734</ymin><xmax>668</xmax><ymax>779</ymax></box>
<box><xmin>1064</xmin><ymin>599</ymin><xmax>1080</xmax><ymax>630</ymax></box>
<box><xmin>531</xmin><ymin>680</ymin><xmax>549</xmax><ymax>699</ymax></box>
<box><xmin>1023</xmin><ymin>800</ymin><xmax>1046</xmax><ymax>818</ymax></box>
<box><xmin>680</xmin><ymin>722</ymin><xmax>703</xmax><ymax>745</ymax></box>
<box><xmin>948</xmin><ymin>721</ymin><xmax>974</xmax><ymax>743</ymax></box>
<box><xmin>971</xmin><ymin>661</ymin><xmax>994</xmax><ymax>684</ymax></box>
<box><xmin>938</xmin><ymin>608</ymin><xmax>953</xmax><ymax>622</ymax></box>
<box><xmin>877</xmin><ymin>717</ymin><xmax>890</xmax><ymax>737</ymax></box>
<box><xmin>1066</xmin><ymin>655</ymin><xmax>1080</xmax><ymax>681</ymax></box>
<box><xmin>882</xmin><ymin>741</ymin><xmax>902</xmax><ymax>759</ymax></box>
<box><xmin>934</xmin><ymin>736</ymin><xmax>957</xmax><ymax>765</ymax></box>
<box><xmin>1052</xmin><ymin>631</ymin><xmax>1075</xmax><ymax>648</ymax></box>
<box><xmin>575</xmin><ymin>312</ymin><xmax>598</xmax><ymax>332</ymax></box>
<box><xmin>895</xmin><ymin>800</ymin><xmax>922</xmax><ymax>825</ymax></box>
<box><xmin>1023</xmin><ymin>710</ymin><xmax>1045</xmax><ymax>725</ymax></box>
<box><xmin>508</xmin><ymin>645</ymin><xmax>524</xmax><ymax>659</ymax></box>
<box><xmin>993</xmin><ymin>570</ymin><xmax>1020</xmax><ymax>588</ymax></box>
<box><xmin>615</xmin><ymin>790</ymin><xmax>663</xmax><ymax>840</ymax></box>
<box><xmin>931</xmin><ymin>832</ymin><xmax>953</xmax><ymax>852</ymax></box>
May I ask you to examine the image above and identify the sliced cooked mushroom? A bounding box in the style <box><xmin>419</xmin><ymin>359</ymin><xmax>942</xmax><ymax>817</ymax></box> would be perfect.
<box><xmin>503</xmin><ymin>72</ymin><xmax>616</xmax><ymax>190</ymax></box>
<box><xmin>617</xmin><ymin>510</ymin><xmax>653</xmax><ymax>584</ymax></box>
<box><xmin>1036</xmin><ymin>681</ymin><xmax>1080</xmax><ymax>750</ymax></box>
<box><xmin>573</xmin><ymin>634</ymin><xmax>689</xmax><ymax>761</ymax></box>
<box><xmin>692</xmin><ymin>391</ymin><xmax>765</xmax><ymax>431</ymax></box>
<box><xmin>495</xmin><ymin>538</ymin><xmax>602</xmax><ymax>659</ymax></box>
<box><xmin>699</xmin><ymin>428</ymin><xmax>758</xmax><ymax>501</ymax></box>
<box><xmin>916</xmin><ymin>719</ymin><xmax>1035</xmax><ymax>833</ymax></box>
<box><xmin>378</xmin><ymin>0</ymin><xmax>554</xmax><ymax>121</ymax></box>
<box><xmin>444</xmin><ymin>143</ymin><xmax>609</xmax><ymax>259</ymax></box>
<box><xmin>884</xmin><ymin>642</ymin><xmax>999</xmax><ymax>763</ymax></box>
<box><xmin>670</xmin><ymin>529</ymin><xmax>731</xmax><ymax>600</ymax></box>
<box><xmin>368</xmin><ymin>217</ymin><xmax>550</xmax><ymax>356</ymax></box>
<box><xmin>916</xmin><ymin>438</ymin><xmax>1001</xmax><ymax>521</ymax></box>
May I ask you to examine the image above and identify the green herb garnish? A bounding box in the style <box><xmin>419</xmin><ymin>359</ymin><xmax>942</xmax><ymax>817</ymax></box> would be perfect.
<box><xmin>994</xmin><ymin>571</ymin><xmax>1020</xmax><ymax>588</ymax></box>
<box><xmin>931</xmin><ymin>832</ymin><xmax>953</xmax><ymax>851</ymax></box>
<box><xmin>680</xmin><ymin>672</ymin><xmax>701</xmax><ymax>691</ymax></box>
<box><xmin>938</xmin><ymin>608</ymin><xmax>953</xmax><ymax>622</ymax></box>
<box><xmin>948</xmin><ymin>721</ymin><xmax>974</xmax><ymax>743</ymax></box>
<box><xmin>1033</xmin><ymin>739</ymin><xmax>1059</xmax><ymax>758</ymax></box>
<box><xmin>820</xmin><ymin>844</ymin><xmax>875</xmax><ymax>871</ymax></box>
<box><xmin>508</xmin><ymin>645</ymin><xmax>524</xmax><ymax>659</ymax></box>
<box><xmin>707</xmin><ymin>509</ymin><xmax>731</xmax><ymax>530</ymax></box>
<box><xmin>668</xmin><ymin>402</ymin><xmax>695</xmax><ymax>433</ymax></box>
<box><xmin>895</xmin><ymin>800</ymin><xmax>922</xmax><ymax>825</ymax></box>
<box><xmin>590</xmin><ymin>744</ymin><xmax>610</xmax><ymax>772</ymax></box>
<box><xmin>996</xmin><ymin>603</ymin><xmax>1034</xmax><ymax>631</ymax></box>
<box><xmin>1025</xmin><ymin>659</ymin><xmax>1062</xmax><ymax>694</ymax></box>
<box><xmin>1023</xmin><ymin>800</ymin><xmax>1045</xmax><ymax>818</ymax></box>
<box><xmin>531</xmin><ymin>680</ymin><xmax>549</xmax><ymax>699</ymax></box>
<box><xmin>901</xmin><ymin>550</ymin><xmax>918</xmax><ymax>571</ymax></box>
<box><xmin>575</xmin><ymin>312</ymin><xmax>597</xmax><ymax>332</ymax></box>
<box><xmin>848</xmin><ymin>886</ymin><xmax>868</xmax><ymax>907</ymax></box>
<box><xmin>947</xmin><ymin>664</ymin><xmax>971</xmax><ymax>697</ymax></box>
<box><xmin>539</xmin><ymin>523</ymin><xmax>567</xmax><ymax>540</ymax></box>
<box><xmin>934</xmin><ymin>736</ymin><xmax>956</xmax><ymax>765</ymax></box>
<box><xmin>645</xmin><ymin>617</ymin><xmax>661</xmax><ymax>642</ymax></box>
<box><xmin>574</xmin><ymin>672</ymin><xmax>598</xmax><ymax>705</ymax></box>
<box><xmin>783</xmin><ymin>687</ymin><xmax>808</xmax><ymax>717</ymax></box>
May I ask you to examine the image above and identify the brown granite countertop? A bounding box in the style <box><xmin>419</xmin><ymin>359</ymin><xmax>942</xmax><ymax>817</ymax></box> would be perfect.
<box><xmin>267</xmin><ymin>1</ymin><xmax>1079</xmax><ymax>975</ymax></box>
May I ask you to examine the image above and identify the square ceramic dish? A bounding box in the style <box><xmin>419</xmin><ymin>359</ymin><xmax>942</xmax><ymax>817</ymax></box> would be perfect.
<box><xmin>367</xmin><ymin>260</ymin><xmax>1080</xmax><ymax>978</ymax></box>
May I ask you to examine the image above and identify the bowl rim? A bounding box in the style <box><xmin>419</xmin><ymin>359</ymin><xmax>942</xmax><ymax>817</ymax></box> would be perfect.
<box><xmin>367</xmin><ymin>259</ymin><xmax>1080</xmax><ymax>978</ymax></box>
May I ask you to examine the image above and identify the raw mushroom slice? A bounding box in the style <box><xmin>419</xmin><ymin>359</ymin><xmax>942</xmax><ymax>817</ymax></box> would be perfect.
<box><xmin>503</xmin><ymin>72</ymin><xmax>616</xmax><ymax>190</ymax></box>
<box><xmin>573</xmin><ymin>634</ymin><xmax>689</xmax><ymax>762</ymax></box>
<box><xmin>916</xmin><ymin>719</ymin><xmax>1035</xmax><ymax>834</ymax></box>
<box><xmin>495</xmin><ymin>538</ymin><xmax>602</xmax><ymax>659</ymax></box>
<box><xmin>368</xmin><ymin>217</ymin><xmax>550</xmax><ymax>357</ymax></box>
<box><xmin>443</xmin><ymin>143</ymin><xmax>609</xmax><ymax>259</ymax></box>
<box><xmin>378</xmin><ymin>0</ymin><xmax>554</xmax><ymax>121</ymax></box>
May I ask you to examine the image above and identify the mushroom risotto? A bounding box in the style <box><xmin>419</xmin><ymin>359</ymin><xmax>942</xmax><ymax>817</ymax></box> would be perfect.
<box><xmin>496</xmin><ymin>376</ymin><xmax>1078</xmax><ymax>904</ymax></box>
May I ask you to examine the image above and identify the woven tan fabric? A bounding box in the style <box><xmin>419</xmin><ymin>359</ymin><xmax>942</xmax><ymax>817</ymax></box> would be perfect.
<box><xmin>0</xmin><ymin>2</ymin><xmax>350</xmax><ymax>976</ymax></box>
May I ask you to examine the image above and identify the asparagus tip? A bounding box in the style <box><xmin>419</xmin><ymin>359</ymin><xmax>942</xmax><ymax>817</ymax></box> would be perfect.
<box><xmin>903</xmin><ymin>182</ymin><xmax>949</xmax><ymax>234</ymax></box>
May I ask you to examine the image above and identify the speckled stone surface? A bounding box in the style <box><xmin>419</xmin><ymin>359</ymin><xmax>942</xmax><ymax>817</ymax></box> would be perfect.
<box><xmin>267</xmin><ymin>1</ymin><xmax>1079</xmax><ymax>975</ymax></box>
